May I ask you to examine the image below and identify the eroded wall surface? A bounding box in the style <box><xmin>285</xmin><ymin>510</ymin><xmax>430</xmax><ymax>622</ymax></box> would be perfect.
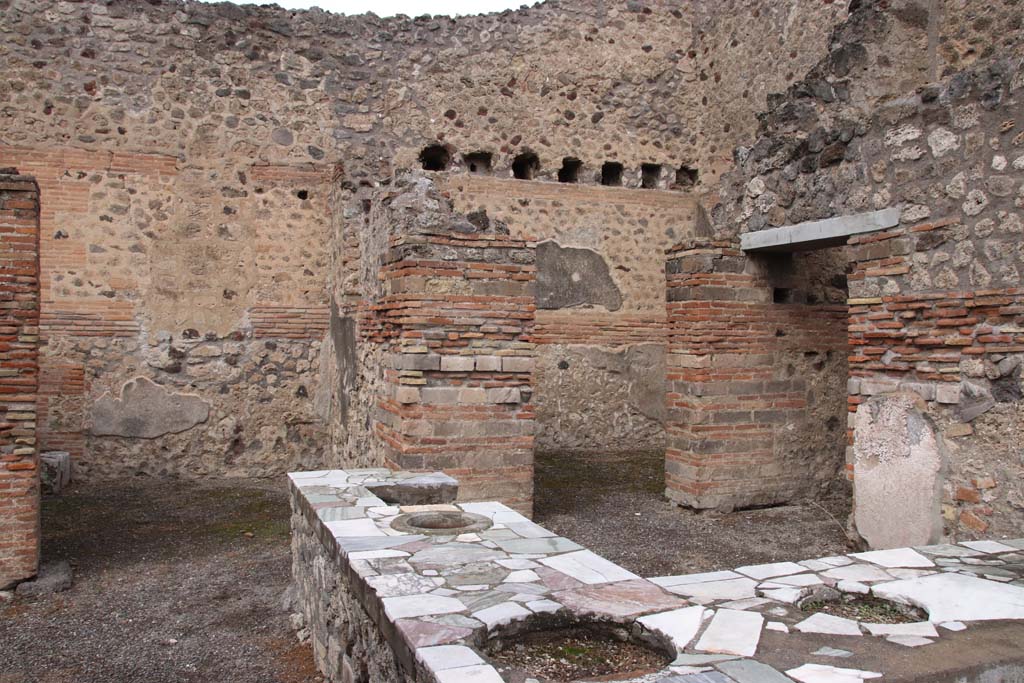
<box><xmin>709</xmin><ymin>0</ymin><xmax>1024</xmax><ymax>538</ymax></box>
<box><xmin>0</xmin><ymin>0</ymin><xmax>848</xmax><ymax>476</ymax></box>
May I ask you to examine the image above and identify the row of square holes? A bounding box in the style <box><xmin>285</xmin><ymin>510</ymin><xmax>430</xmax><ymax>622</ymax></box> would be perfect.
<box><xmin>419</xmin><ymin>145</ymin><xmax>699</xmax><ymax>189</ymax></box>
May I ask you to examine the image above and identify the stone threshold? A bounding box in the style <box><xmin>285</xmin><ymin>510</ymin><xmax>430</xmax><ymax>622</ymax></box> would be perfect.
<box><xmin>289</xmin><ymin>469</ymin><xmax>1024</xmax><ymax>683</ymax></box>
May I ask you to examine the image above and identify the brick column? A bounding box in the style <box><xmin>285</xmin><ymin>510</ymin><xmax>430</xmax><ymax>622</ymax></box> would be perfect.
<box><xmin>665</xmin><ymin>239</ymin><xmax>847</xmax><ymax>510</ymax></box>
<box><xmin>374</xmin><ymin>230</ymin><xmax>536</xmax><ymax>515</ymax></box>
<box><xmin>0</xmin><ymin>169</ymin><xmax>41</xmax><ymax>588</ymax></box>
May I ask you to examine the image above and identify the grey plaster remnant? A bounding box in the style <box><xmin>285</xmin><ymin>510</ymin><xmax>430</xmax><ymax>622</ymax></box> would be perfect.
<box><xmin>330</xmin><ymin>300</ymin><xmax>358</xmax><ymax>422</ymax></box>
<box><xmin>536</xmin><ymin>240</ymin><xmax>623</xmax><ymax>310</ymax></box>
<box><xmin>852</xmin><ymin>393</ymin><xmax>947</xmax><ymax>550</ymax></box>
<box><xmin>740</xmin><ymin>206</ymin><xmax>901</xmax><ymax>252</ymax></box>
<box><xmin>91</xmin><ymin>376</ymin><xmax>210</xmax><ymax>439</ymax></box>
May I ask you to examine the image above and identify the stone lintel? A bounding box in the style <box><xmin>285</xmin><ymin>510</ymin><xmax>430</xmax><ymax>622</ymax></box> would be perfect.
<box><xmin>740</xmin><ymin>206</ymin><xmax>901</xmax><ymax>253</ymax></box>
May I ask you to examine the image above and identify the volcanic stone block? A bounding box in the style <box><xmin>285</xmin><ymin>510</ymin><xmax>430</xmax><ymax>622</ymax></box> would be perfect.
<box><xmin>852</xmin><ymin>393</ymin><xmax>947</xmax><ymax>550</ymax></box>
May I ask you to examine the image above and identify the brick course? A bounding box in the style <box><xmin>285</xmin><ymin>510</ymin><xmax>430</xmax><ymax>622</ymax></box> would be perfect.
<box><xmin>0</xmin><ymin>169</ymin><xmax>41</xmax><ymax>588</ymax></box>
<box><xmin>665</xmin><ymin>239</ymin><xmax>848</xmax><ymax>510</ymax></box>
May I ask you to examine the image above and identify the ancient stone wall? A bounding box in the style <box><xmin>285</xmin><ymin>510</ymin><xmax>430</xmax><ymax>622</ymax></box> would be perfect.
<box><xmin>0</xmin><ymin>0</ymin><xmax>848</xmax><ymax>477</ymax></box>
<box><xmin>0</xmin><ymin>169</ymin><xmax>40</xmax><ymax>588</ymax></box>
<box><xmin>709</xmin><ymin>0</ymin><xmax>1024</xmax><ymax>538</ymax></box>
<box><xmin>442</xmin><ymin>175</ymin><xmax>698</xmax><ymax>455</ymax></box>
<box><xmin>321</xmin><ymin>175</ymin><xmax>537</xmax><ymax>512</ymax></box>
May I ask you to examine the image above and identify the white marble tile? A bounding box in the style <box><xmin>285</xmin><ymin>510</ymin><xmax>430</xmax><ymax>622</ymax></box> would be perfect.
<box><xmin>505</xmin><ymin>522</ymin><xmax>556</xmax><ymax>539</ymax></box>
<box><xmin>760</xmin><ymin>588</ymin><xmax>804</xmax><ymax>604</ymax></box>
<box><xmin>940</xmin><ymin>621</ymin><xmax>966</xmax><ymax>631</ymax></box>
<box><xmin>636</xmin><ymin>606</ymin><xmax>706</xmax><ymax>652</ymax></box>
<box><xmin>348</xmin><ymin>549</ymin><xmax>409</xmax><ymax>560</ymax></box>
<box><xmin>472</xmin><ymin>601</ymin><xmax>531</xmax><ymax>629</ymax></box>
<box><xmin>766</xmin><ymin>621</ymin><xmax>789</xmax><ymax>633</ymax></box>
<box><xmin>915</xmin><ymin>543</ymin><xmax>985</xmax><ymax>557</ymax></box>
<box><xmin>381</xmin><ymin>594</ymin><xmax>465</xmax><ymax>620</ymax></box>
<box><xmin>719</xmin><ymin>597</ymin><xmax>772</xmax><ymax>610</ymax></box>
<box><xmin>786</xmin><ymin>664</ymin><xmax>882</xmax><ymax>682</ymax></box>
<box><xmin>667</xmin><ymin>578</ymin><xmax>757</xmax><ymax>602</ymax></box>
<box><xmin>497</xmin><ymin>559</ymin><xmax>539</xmax><ymax>570</ymax></box>
<box><xmin>434</xmin><ymin>664</ymin><xmax>505</xmax><ymax>683</ymax></box>
<box><xmin>503</xmin><ymin>570</ymin><xmax>540</xmax><ymax>583</ymax></box>
<box><xmin>365</xmin><ymin>573</ymin><xmax>443</xmax><ymax>598</ymax></box>
<box><xmin>417</xmin><ymin>645</ymin><xmax>483</xmax><ymax>672</ymax></box>
<box><xmin>526</xmin><ymin>599</ymin><xmax>561</xmax><ymax>614</ymax></box>
<box><xmin>800</xmin><ymin>559</ymin><xmax>835</xmax><ymax>572</ymax></box>
<box><xmin>821</xmin><ymin>564</ymin><xmax>893</xmax><ymax>583</ymax></box>
<box><xmin>818</xmin><ymin>556</ymin><xmax>855</xmax><ymax>567</ymax></box>
<box><xmin>736</xmin><ymin>561</ymin><xmax>806</xmax><ymax>580</ymax></box>
<box><xmin>850</xmin><ymin>548</ymin><xmax>934</xmax><ymax>568</ymax></box>
<box><xmin>459</xmin><ymin>502</ymin><xmax>530</xmax><ymax>525</ymax></box>
<box><xmin>538</xmin><ymin>550</ymin><xmax>639</xmax><ymax>585</ymax></box>
<box><xmin>695</xmin><ymin>609</ymin><xmax>763</xmax><ymax>657</ymax></box>
<box><xmin>761</xmin><ymin>573</ymin><xmax>823</xmax><ymax>588</ymax></box>
<box><xmin>960</xmin><ymin>540</ymin><xmax>1018</xmax><ymax>554</ymax></box>
<box><xmin>837</xmin><ymin>580</ymin><xmax>870</xmax><ymax>595</ymax></box>
<box><xmin>872</xmin><ymin>572</ymin><xmax>1024</xmax><ymax>622</ymax></box>
<box><xmin>326</xmin><ymin>518</ymin><xmax>385</xmax><ymax>538</ymax></box>
<box><xmin>650</xmin><ymin>570</ymin><xmax>742</xmax><ymax>587</ymax></box>
<box><xmin>886</xmin><ymin>635</ymin><xmax>934</xmax><ymax>647</ymax></box>
<box><xmin>794</xmin><ymin>613</ymin><xmax>862</xmax><ymax>636</ymax></box>
<box><xmin>813</xmin><ymin>647</ymin><xmax>853</xmax><ymax>658</ymax></box>
<box><xmin>887</xmin><ymin>568</ymin><xmax>937</xmax><ymax>580</ymax></box>
<box><xmin>862</xmin><ymin>621</ymin><xmax>937</xmax><ymax>638</ymax></box>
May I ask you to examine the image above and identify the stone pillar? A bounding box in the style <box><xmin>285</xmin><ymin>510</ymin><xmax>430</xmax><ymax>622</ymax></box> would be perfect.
<box><xmin>0</xmin><ymin>169</ymin><xmax>41</xmax><ymax>589</ymax></box>
<box><xmin>665</xmin><ymin>239</ymin><xmax>847</xmax><ymax>510</ymax></box>
<box><xmin>375</xmin><ymin>230</ymin><xmax>536</xmax><ymax>515</ymax></box>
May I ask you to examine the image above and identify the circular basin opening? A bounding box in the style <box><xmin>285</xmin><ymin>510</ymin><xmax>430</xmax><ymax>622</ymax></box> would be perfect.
<box><xmin>801</xmin><ymin>594</ymin><xmax>926</xmax><ymax>623</ymax></box>
<box><xmin>487</xmin><ymin>624</ymin><xmax>672</xmax><ymax>682</ymax></box>
<box><xmin>390</xmin><ymin>511</ymin><xmax>492</xmax><ymax>536</ymax></box>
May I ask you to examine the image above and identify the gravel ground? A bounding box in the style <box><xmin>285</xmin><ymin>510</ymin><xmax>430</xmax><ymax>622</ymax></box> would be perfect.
<box><xmin>1</xmin><ymin>455</ymin><xmax>851</xmax><ymax>682</ymax></box>
<box><xmin>0</xmin><ymin>478</ymin><xmax>319</xmax><ymax>683</ymax></box>
<box><xmin>534</xmin><ymin>450</ymin><xmax>853</xmax><ymax>577</ymax></box>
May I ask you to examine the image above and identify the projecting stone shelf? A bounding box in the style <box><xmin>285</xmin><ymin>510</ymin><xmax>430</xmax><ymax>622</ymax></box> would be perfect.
<box><xmin>740</xmin><ymin>206</ymin><xmax>901</xmax><ymax>253</ymax></box>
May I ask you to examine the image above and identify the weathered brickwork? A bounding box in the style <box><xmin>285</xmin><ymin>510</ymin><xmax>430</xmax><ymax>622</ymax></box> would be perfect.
<box><xmin>375</xmin><ymin>231</ymin><xmax>536</xmax><ymax>513</ymax></box>
<box><xmin>0</xmin><ymin>170</ymin><xmax>40</xmax><ymax>588</ymax></box>
<box><xmin>665</xmin><ymin>240</ymin><xmax>848</xmax><ymax>510</ymax></box>
<box><xmin>0</xmin><ymin>0</ymin><xmax>851</xmax><ymax>480</ymax></box>
<box><xmin>709</xmin><ymin>0</ymin><xmax>1024</xmax><ymax>538</ymax></box>
<box><xmin>442</xmin><ymin>175</ymin><xmax>698</xmax><ymax>454</ymax></box>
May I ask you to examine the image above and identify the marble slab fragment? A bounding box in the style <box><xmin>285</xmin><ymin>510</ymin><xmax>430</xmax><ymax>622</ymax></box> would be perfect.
<box><xmin>382</xmin><ymin>594</ymin><xmax>466</xmax><ymax>620</ymax></box>
<box><xmin>637</xmin><ymin>606</ymin><xmax>707</xmax><ymax>651</ymax></box>
<box><xmin>872</xmin><ymin>572</ymin><xmax>1024</xmax><ymax>622</ymax></box>
<box><xmin>695</xmin><ymin>609</ymin><xmax>764</xmax><ymax>657</ymax></box>
<box><xmin>539</xmin><ymin>550</ymin><xmax>640</xmax><ymax>585</ymax></box>
<box><xmin>850</xmin><ymin>548</ymin><xmax>934</xmax><ymax>568</ymax></box>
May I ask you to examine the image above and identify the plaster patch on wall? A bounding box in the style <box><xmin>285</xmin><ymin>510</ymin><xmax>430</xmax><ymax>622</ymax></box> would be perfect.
<box><xmin>90</xmin><ymin>377</ymin><xmax>210</xmax><ymax>439</ymax></box>
<box><xmin>536</xmin><ymin>240</ymin><xmax>623</xmax><ymax>311</ymax></box>
<box><xmin>331</xmin><ymin>302</ymin><xmax>358</xmax><ymax>423</ymax></box>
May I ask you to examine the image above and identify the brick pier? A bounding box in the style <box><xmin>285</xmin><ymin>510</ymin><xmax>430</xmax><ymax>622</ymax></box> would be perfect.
<box><xmin>0</xmin><ymin>169</ymin><xmax>41</xmax><ymax>588</ymax></box>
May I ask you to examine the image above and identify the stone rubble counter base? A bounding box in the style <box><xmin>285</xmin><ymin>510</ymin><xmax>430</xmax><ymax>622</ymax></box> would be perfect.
<box><xmin>290</xmin><ymin>469</ymin><xmax>1024</xmax><ymax>683</ymax></box>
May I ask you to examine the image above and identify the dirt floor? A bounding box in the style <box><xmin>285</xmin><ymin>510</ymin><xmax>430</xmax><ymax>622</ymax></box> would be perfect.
<box><xmin>0</xmin><ymin>478</ymin><xmax>320</xmax><ymax>683</ymax></box>
<box><xmin>1</xmin><ymin>456</ymin><xmax>852</xmax><ymax>683</ymax></box>
<box><xmin>534</xmin><ymin>450</ymin><xmax>853</xmax><ymax>577</ymax></box>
